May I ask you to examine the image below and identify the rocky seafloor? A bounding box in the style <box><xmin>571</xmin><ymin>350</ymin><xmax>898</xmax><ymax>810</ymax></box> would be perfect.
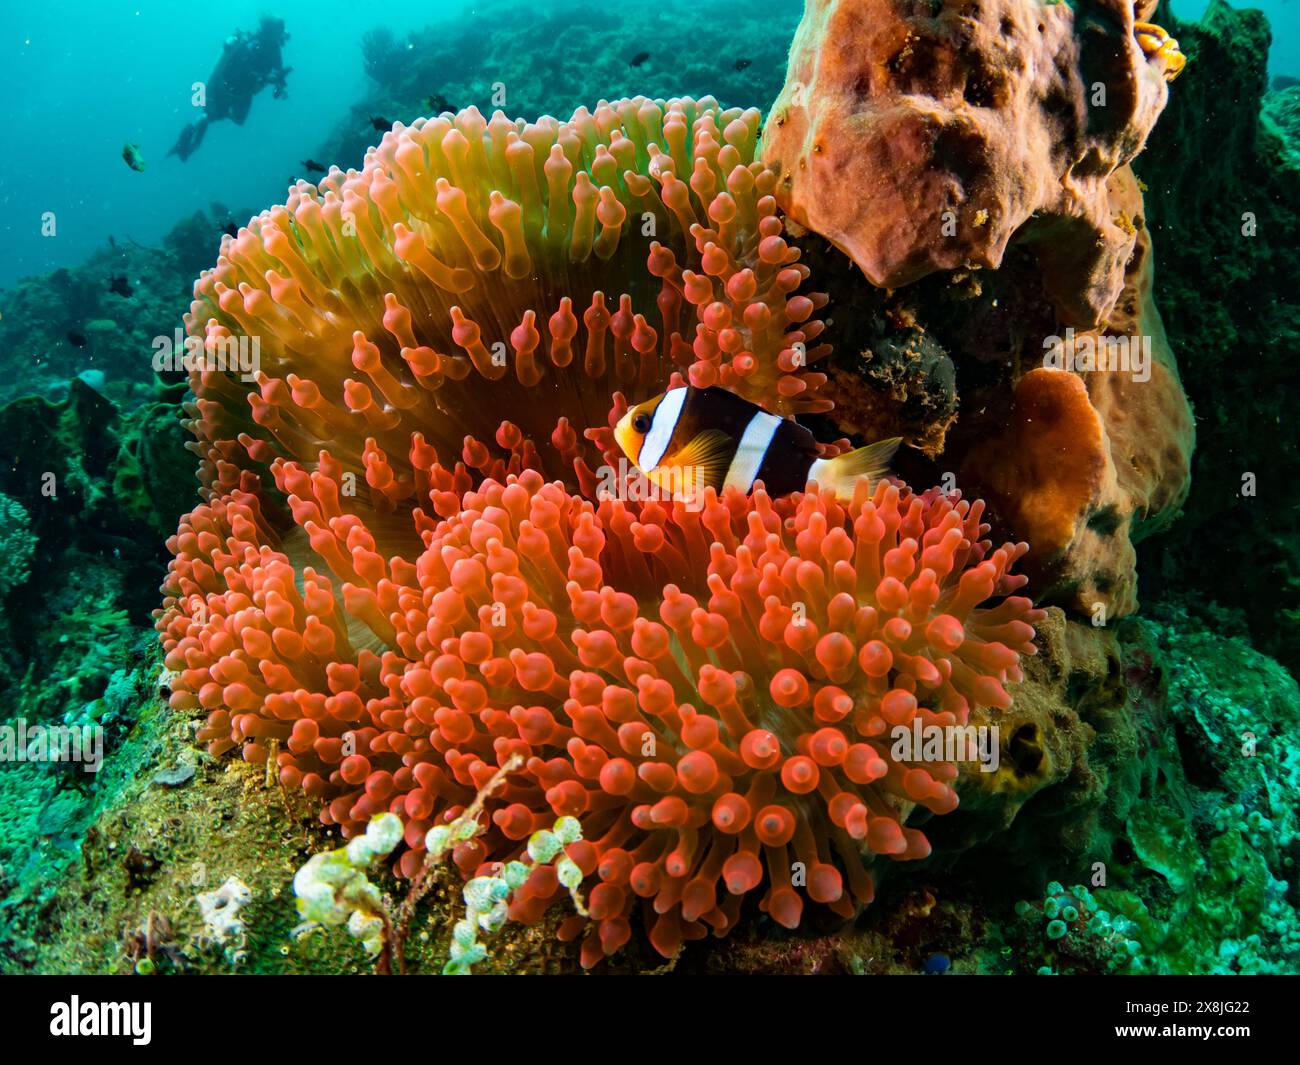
<box><xmin>0</xmin><ymin>0</ymin><xmax>1297</xmax><ymax>975</ymax></box>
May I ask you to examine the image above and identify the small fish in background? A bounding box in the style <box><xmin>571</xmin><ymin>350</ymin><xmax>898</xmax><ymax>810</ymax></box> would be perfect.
<box><xmin>422</xmin><ymin>93</ymin><xmax>456</xmax><ymax>114</ymax></box>
<box><xmin>300</xmin><ymin>158</ymin><xmax>327</xmax><ymax>174</ymax></box>
<box><xmin>615</xmin><ymin>385</ymin><xmax>901</xmax><ymax>502</ymax></box>
<box><xmin>369</xmin><ymin>115</ymin><xmax>390</xmax><ymax>130</ymax></box>
<box><xmin>734</xmin><ymin>58</ymin><xmax>752</xmax><ymax>71</ymax></box>
<box><xmin>221</xmin><ymin>220</ymin><xmax>239</xmax><ymax>238</ymax></box>
<box><xmin>106</xmin><ymin>275</ymin><xmax>133</xmax><ymax>298</ymax></box>
<box><xmin>629</xmin><ymin>51</ymin><xmax>650</xmax><ymax>68</ymax></box>
<box><xmin>122</xmin><ymin>143</ymin><xmax>146</xmax><ymax>172</ymax></box>
<box><xmin>66</xmin><ymin>331</ymin><xmax>87</xmax><ymax>348</ymax></box>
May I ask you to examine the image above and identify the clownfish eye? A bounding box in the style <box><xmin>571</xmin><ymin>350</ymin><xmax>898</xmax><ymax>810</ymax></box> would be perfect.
<box><xmin>632</xmin><ymin>412</ymin><xmax>651</xmax><ymax>433</ymax></box>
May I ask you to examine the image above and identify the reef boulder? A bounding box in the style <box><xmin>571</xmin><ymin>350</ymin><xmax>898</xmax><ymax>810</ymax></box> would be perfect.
<box><xmin>957</xmin><ymin>166</ymin><xmax>1194</xmax><ymax>616</ymax></box>
<box><xmin>761</xmin><ymin>0</ymin><xmax>1179</xmax><ymax>327</ymax></box>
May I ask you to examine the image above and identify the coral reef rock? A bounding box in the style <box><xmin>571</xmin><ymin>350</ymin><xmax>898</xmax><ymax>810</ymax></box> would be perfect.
<box><xmin>958</xmin><ymin>167</ymin><xmax>1194</xmax><ymax>616</ymax></box>
<box><xmin>762</xmin><ymin>0</ymin><xmax>1177</xmax><ymax>328</ymax></box>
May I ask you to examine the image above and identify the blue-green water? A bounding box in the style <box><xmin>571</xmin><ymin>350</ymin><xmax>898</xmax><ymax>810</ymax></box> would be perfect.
<box><xmin>0</xmin><ymin>0</ymin><xmax>807</xmax><ymax>289</ymax></box>
<box><xmin>3</xmin><ymin>0</ymin><xmax>1295</xmax><ymax>291</ymax></box>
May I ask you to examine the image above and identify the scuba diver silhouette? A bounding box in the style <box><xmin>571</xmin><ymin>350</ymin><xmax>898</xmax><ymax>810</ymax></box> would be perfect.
<box><xmin>168</xmin><ymin>17</ymin><xmax>291</xmax><ymax>162</ymax></box>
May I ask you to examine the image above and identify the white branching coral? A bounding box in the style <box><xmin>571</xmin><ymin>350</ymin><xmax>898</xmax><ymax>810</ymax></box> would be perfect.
<box><xmin>290</xmin><ymin>758</ymin><xmax>591</xmax><ymax>973</ymax></box>
<box><xmin>293</xmin><ymin>811</ymin><xmax>403</xmax><ymax>957</ymax></box>
<box><xmin>443</xmin><ymin>815</ymin><xmax>587</xmax><ymax>975</ymax></box>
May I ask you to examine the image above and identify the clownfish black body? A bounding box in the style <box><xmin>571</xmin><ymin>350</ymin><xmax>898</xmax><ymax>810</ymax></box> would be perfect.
<box><xmin>614</xmin><ymin>385</ymin><xmax>901</xmax><ymax>501</ymax></box>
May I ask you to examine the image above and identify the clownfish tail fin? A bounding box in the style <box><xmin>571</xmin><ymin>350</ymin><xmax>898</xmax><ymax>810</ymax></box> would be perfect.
<box><xmin>807</xmin><ymin>437</ymin><xmax>902</xmax><ymax>499</ymax></box>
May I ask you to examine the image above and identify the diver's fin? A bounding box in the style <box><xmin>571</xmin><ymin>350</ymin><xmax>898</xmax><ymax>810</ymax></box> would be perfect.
<box><xmin>657</xmin><ymin>429</ymin><xmax>734</xmax><ymax>494</ymax></box>
<box><xmin>168</xmin><ymin>118</ymin><xmax>209</xmax><ymax>162</ymax></box>
<box><xmin>807</xmin><ymin>437</ymin><xmax>902</xmax><ymax>499</ymax></box>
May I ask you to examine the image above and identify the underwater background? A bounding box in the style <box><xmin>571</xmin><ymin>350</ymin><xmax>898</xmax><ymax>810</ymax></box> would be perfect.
<box><xmin>0</xmin><ymin>0</ymin><xmax>1297</xmax><ymax>975</ymax></box>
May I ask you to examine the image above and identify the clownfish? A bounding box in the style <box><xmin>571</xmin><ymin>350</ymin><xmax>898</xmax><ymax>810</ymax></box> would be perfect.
<box><xmin>614</xmin><ymin>385</ymin><xmax>901</xmax><ymax>502</ymax></box>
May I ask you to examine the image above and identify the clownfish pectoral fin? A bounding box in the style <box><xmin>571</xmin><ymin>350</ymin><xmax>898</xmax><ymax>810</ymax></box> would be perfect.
<box><xmin>807</xmin><ymin>437</ymin><xmax>902</xmax><ymax>499</ymax></box>
<box><xmin>655</xmin><ymin>429</ymin><xmax>734</xmax><ymax>495</ymax></box>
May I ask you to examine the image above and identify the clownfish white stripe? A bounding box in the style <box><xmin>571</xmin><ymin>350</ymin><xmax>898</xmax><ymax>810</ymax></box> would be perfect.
<box><xmin>724</xmin><ymin>409</ymin><xmax>783</xmax><ymax>493</ymax></box>
<box><xmin>639</xmin><ymin>386</ymin><xmax>686</xmax><ymax>470</ymax></box>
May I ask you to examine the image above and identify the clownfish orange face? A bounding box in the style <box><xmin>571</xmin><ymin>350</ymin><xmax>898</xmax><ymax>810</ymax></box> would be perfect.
<box><xmin>613</xmin><ymin>390</ymin><xmax>673</xmax><ymax>470</ymax></box>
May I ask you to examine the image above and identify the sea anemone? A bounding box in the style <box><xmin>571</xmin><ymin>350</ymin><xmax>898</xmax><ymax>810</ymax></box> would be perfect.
<box><xmin>158</xmin><ymin>97</ymin><xmax>1043</xmax><ymax>966</ymax></box>
<box><xmin>159</xmin><ymin>459</ymin><xmax>1040</xmax><ymax>965</ymax></box>
<box><xmin>180</xmin><ymin>95</ymin><xmax>831</xmax><ymax>514</ymax></box>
